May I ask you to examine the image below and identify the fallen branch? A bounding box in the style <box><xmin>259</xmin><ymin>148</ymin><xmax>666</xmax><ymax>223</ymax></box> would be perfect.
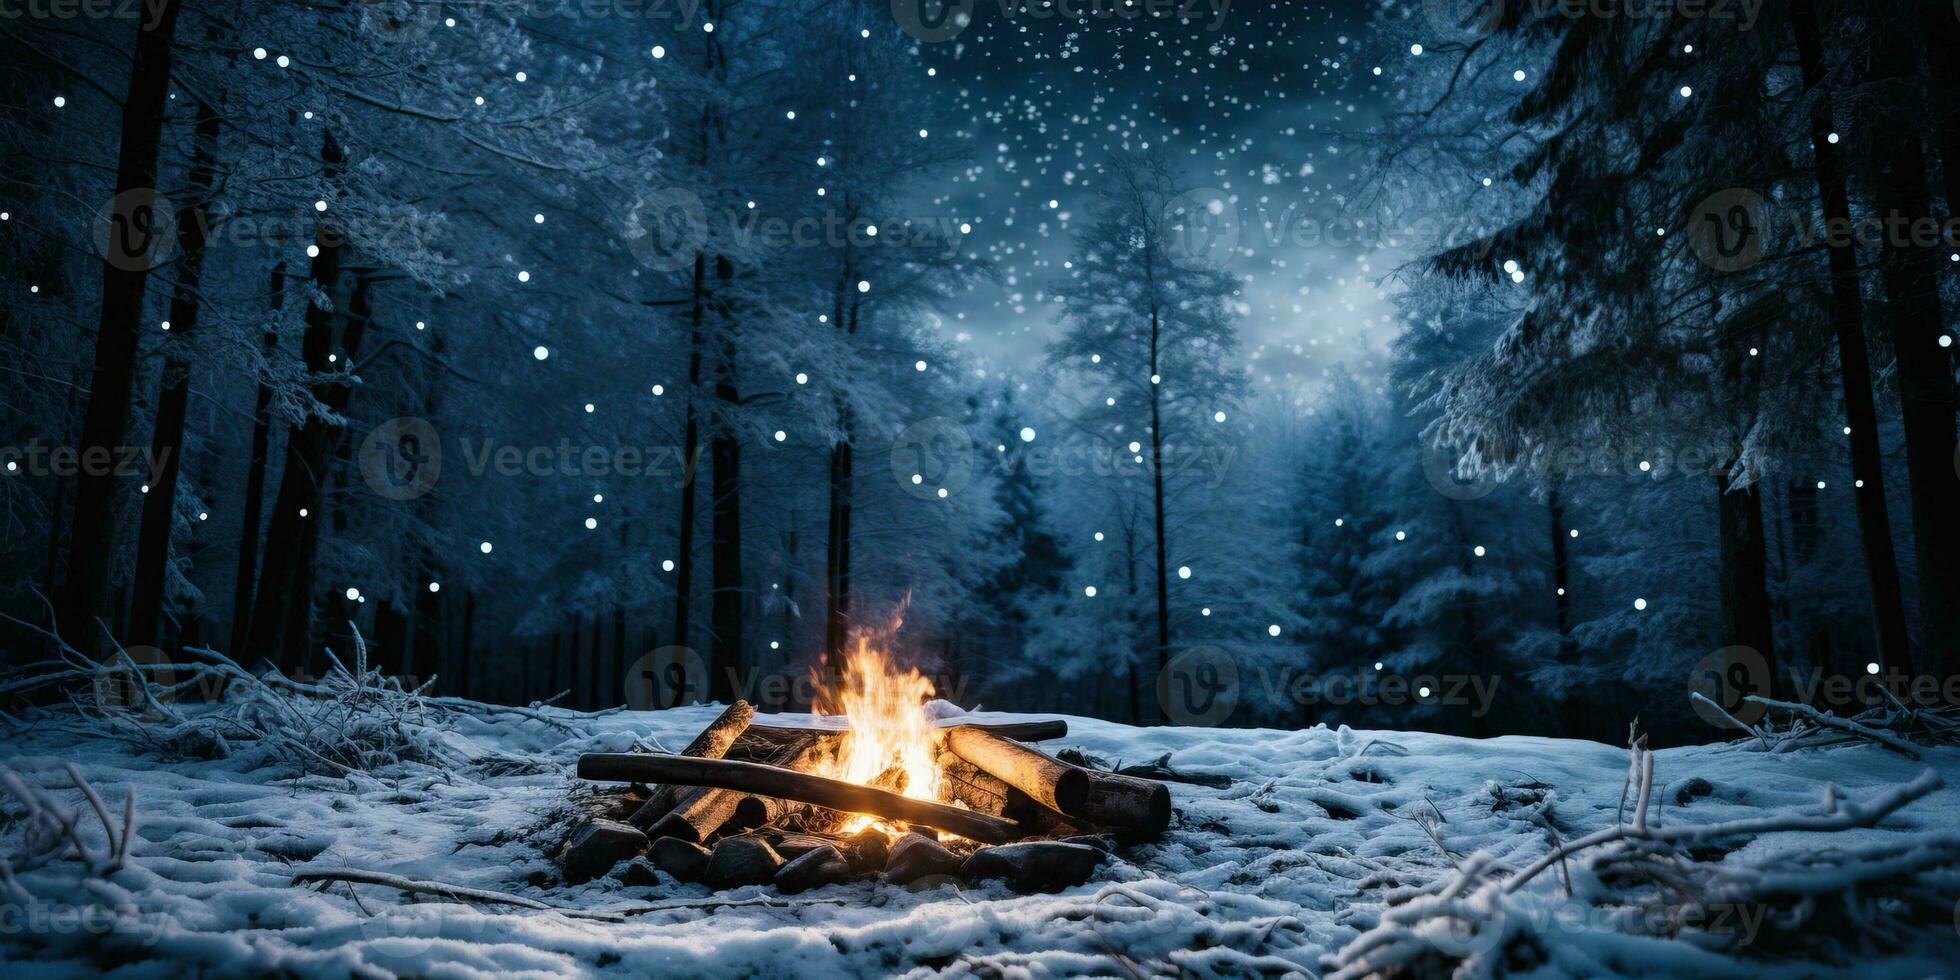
<box><xmin>1743</xmin><ymin>695</ymin><xmax>1923</xmax><ymax>759</ymax></box>
<box><xmin>578</xmin><ymin>753</ymin><xmax>1021</xmax><ymax>843</ymax></box>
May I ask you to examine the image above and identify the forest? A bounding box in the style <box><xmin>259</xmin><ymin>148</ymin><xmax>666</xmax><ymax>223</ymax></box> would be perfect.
<box><xmin>4</xmin><ymin>1</ymin><xmax>1960</xmax><ymax>976</ymax></box>
<box><xmin>5</xmin><ymin>0</ymin><xmax>1956</xmax><ymax>747</ymax></box>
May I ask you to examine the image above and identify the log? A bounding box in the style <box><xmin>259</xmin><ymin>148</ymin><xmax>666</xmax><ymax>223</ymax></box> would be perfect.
<box><xmin>630</xmin><ymin>701</ymin><xmax>755</xmax><ymax>830</ymax></box>
<box><xmin>937</xmin><ymin>719</ymin><xmax>1068</xmax><ymax>742</ymax></box>
<box><xmin>745</xmin><ymin>718</ymin><xmax>1066</xmax><ymax>745</ymax></box>
<box><xmin>578</xmin><ymin>753</ymin><xmax>1021</xmax><ymax>844</ymax></box>
<box><xmin>943</xmin><ymin>726</ymin><xmax>1090</xmax><ymax>815</ymax></box>
<box><xmin>1076</xmin><ymin>770</ymin><xmax>1171</xmax><ymax>837</ymax></box>
<box><xmin>937</xmin><ymin>753</ymin><xmax>1085</xmax><ymax>836</ymax></box>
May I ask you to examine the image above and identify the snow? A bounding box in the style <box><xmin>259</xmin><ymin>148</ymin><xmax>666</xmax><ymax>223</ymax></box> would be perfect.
<box><xmin>4</xmin><ymin>704</ymin><xmax>1957</xmax><ymax>977</ymax></box>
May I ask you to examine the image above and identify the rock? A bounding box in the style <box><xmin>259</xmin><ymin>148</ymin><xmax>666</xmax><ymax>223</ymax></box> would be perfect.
<box><xmin>649</xmin><ymin>836</ymin><xmax>712</xmax><ymax>882</ymax></box>
<box><xmin>882</xmin><ymin>832</ymin><xmax>963</xmax><ymax>885</ymax></box>
<box><xmin>771</xmin><ymin>833</ymin><xmax>846</xmax><ymax>861</ymax></box>
<box><xmin>615</xmin><ymin>857</ymin><xmax>662</xmax><ymax>887</ymax></box>
<box><xmin>561</xmin><ymin>819</ymin><xmax>649</xmax><ymax>884</ymax></box>
<box><xmin>773</xmin><ymin>845</ymin><xmax>854</xmax><ymax>894</ymax></box>
<box><xmin>960</xmin><ymin>841</ymin><xmax>1104</xmax><ymax>893</ymax></box>
<box><xmin>703</xmin><ymin>836</ymin><xmax>785</xmax><ymax>889</ymax></box>
<box><xmin>844</xmin><ymin>827</ymin><xmax>891</xmax><ymax>871</ymax></box>
<box><xmin>1063</xmin><ymin>834</ymin><xmax>1117</xmax><ymax>853</ymax></box>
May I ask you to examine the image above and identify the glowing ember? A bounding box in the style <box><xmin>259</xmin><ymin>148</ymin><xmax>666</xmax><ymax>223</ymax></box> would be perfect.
<box><xmin>817</xmin><ymin>638</ymin><xmax>943</xmax><ymax>833</ymax></box>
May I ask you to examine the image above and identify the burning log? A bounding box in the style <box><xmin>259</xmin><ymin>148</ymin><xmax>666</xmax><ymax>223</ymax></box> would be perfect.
<box><xmin>944</xmin><ymin>727</ymin><xmax>1169</xmax><ymax>837</ymax></box>
<box><xmin>630</xmin><ymin>701</ymin><xmax>755</xmax><ymax>830</ymax></box>
<box><xmin>943</xmin><ymin>725</ymin><xmax>1090</xmax><ymax>815</ymax></box>
<box><xmin>578</xmin><ymin>753</ymin><xmax>1021</xmax><ymax>844</ymax></box>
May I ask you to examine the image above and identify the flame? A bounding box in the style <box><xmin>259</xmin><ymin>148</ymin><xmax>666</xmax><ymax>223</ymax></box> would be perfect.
<box><xmin>817</xmin><ymin>637</ymin><xmax>942</xmax><ymax>834</ymax></box>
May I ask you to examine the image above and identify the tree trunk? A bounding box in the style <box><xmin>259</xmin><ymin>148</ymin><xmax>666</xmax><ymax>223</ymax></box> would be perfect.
<box><xmin>1717</xmin><ymin>474</ymin><xmax>1777</xmax><ymax>694</ymax></box>
<box><xmin>611</xmin><ymin>605</ymin><xmax>627</xmax><ymax>708</ymax></box>
<box><xmin>247</xmin><ymin>131</ymin><xmax>346</xmax><ymax>670</ymax></box>
<box><xmin>230</xmin><ymin>263</ymin><xmax>286</xmax><ymax>655</ymax></box>
<box><xmin>823</xmin><ymin>260</ymin><xmax>859</xmax><ymax>679</ymax></box>
<box><xmin>669</xmin><ymin>253</ymin><xmax>706</xmax><ymax>669</ymax></box>
<box><xmin>1912</xmin><ymin>4</ymin><xmax>1960</xmax><ymax>681</ymax></box>
<box><xmin>709</xmin><ymin>255</ymin><xmax>743</xmax><ymax>704</ymax></box>
<box><xmin>285</xmin><ymin>271</ymin><xmax>376</xmax><ymax>670</ymax></box>
<box><xmin>128</xmin><ymin>97</ymin><xmax>220</xmax><ymax>650</ymax></box>
<box><xmin>412</xmin><ymin>564</ymin><xmax>442</xmax><ymax>689</ymax></box>
<box><xmin>1547</xmin><ymin>486</ymin><xmax>1574</xmax><ymax>658</ymax></box>
<box><xmin>459</xmin><ymin>590</ymin><xmax>475</xmax><ymax>699</ymax></box>
<box><xmin>1146</xmin><ymin>306</ymin><xmax>1172</xmax><ymax>677</ymax></box>
<box><xmin>59</xmin><ymin>0</ymin><xmax>185</xmax><ymax>655</ymax></box>
<box><xmin>1789</xmin><ymin>0</ymin><xmax>1917</xmax><ymax>681</ymax></box>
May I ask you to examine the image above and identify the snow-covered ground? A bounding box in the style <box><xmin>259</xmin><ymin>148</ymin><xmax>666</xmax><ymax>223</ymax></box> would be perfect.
<box><xmin>3</xmin><ymin>702</ymin><xmax>1957</xmax><ymax>978</ymax></box>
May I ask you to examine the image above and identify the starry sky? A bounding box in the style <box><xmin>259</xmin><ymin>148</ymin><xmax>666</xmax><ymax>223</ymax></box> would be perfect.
<box><xmin>908</xmin><ymin>0</ymin><xmax>1410</xmax><ymax>396</ymax></box>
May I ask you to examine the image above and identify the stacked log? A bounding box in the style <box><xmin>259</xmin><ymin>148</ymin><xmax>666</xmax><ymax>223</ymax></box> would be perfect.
<box><xmin>943</xmin><ymin>727</ymin><xmax>1170</xmax><ymax>837</ymax></box>
<box><xmin>629</xmin><ymin>700</ymin><xmax>754</xmax><ymax>830</ymax></box>
<box><xmin>584</xmin><ymin>713</ymin><xmax>1166</xmax><ymax>850</ymax></box>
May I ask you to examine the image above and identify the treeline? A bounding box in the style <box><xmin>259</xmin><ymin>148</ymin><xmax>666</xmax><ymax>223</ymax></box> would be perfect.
<box><xmin>0</xmin><ymin>0</ymin><xmax>1004</xmax><ymax>711</ymax></box>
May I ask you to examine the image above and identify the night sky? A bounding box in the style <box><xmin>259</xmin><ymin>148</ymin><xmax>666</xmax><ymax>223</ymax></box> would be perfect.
<box><xmin>910</xmin><ymin>0</ymin><xmax>1405</xmax><ymax>394</ymax></box>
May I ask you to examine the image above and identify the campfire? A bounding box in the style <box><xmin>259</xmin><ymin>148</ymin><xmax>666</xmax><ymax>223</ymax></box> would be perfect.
<box><xmin>570</xmin><ymin>640</ymin><xmax>1169</xmax><ymax>893</ymax></box>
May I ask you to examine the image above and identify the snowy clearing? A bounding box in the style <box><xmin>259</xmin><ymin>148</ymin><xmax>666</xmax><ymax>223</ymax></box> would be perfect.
<box><xmin>4</xmin><ymin>702</ymin><xmax>1958</xmax><ymax>978</ymax></box>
